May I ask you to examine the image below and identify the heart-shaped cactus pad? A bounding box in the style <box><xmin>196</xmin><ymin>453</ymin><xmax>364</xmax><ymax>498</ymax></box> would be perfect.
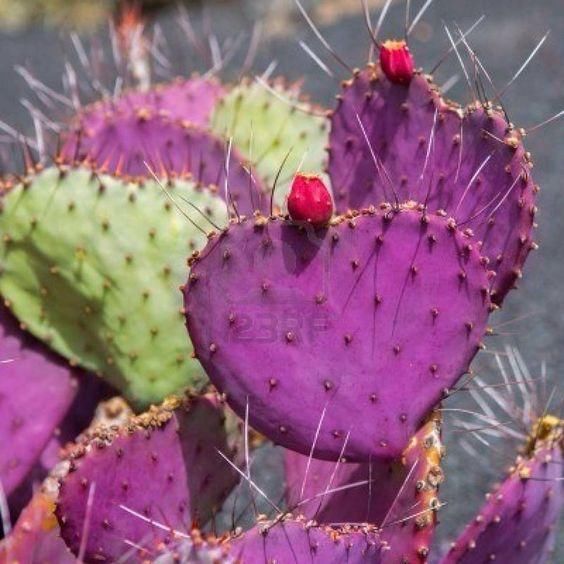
<box><xmin>184</xmin><ymin>205</ymin><xmax>492</xmax><ymax>461</ymax></box>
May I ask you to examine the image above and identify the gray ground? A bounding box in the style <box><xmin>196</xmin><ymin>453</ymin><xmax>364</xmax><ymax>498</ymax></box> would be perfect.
<box><xmin>0</xmin><ymin>0</ymin><xmax>562</xmax><ymax>560</ymax></box>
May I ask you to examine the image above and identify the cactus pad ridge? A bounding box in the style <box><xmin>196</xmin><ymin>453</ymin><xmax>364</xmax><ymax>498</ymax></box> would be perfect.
<box><xmin>229</xmin><ymin>516</ymin><xmax>386</xmax><ymax>562</ymax></box>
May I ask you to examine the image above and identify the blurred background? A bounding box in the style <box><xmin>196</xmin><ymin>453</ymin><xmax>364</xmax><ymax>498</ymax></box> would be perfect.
<box><xmin>0</xmin><ymin>0</ymin><xmax>562</xmax><ymax>560</ymax></box>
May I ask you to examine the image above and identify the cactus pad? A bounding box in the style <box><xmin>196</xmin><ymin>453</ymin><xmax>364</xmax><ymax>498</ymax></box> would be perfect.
<box><xmin>0</xmin><ymin>305</ymin><xmax>77</xmax><ymax>496</ymax></box>
<box><xmin>328</xmin><ymin>65</ymin><xmax>536</xmax><ymax>304</ymax></box>
<box><xmin>56</xmin><ymin>394</ymin><xmax>238</xmax><ymax>561</ymax></box>
<box><xmin>441</xmin><ymin>416</ymin><xmax>563</xmax><ymax>564</ymax></box>
<box><xmin>0</xmin><ymin>166</ymin><xmax>227</xmax><ymax>404</ymax></box>
<box><xmin>62</xmin><ymin>117</ymin><xmax>261</xmax><ymax>216</ymax></box>
<box><xmin>285</xmin><ymin>412</ymin><xmax>443</xmax><ymax>561</ymax></box>
<box><xmin>211</xmin><ymin>79</ymin><xmax>329</xmax><ymax>208</ymax></box>
<box><xmin>184</xmin><ymin>206</ymin><xmax>491</xmax><ymax>461</ymax></box>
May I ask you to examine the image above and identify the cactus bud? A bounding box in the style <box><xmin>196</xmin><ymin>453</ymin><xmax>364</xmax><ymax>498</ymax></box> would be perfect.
<box><xmin>287</xmin><ymin>173</ymin><xmax>333</xmax><ymax>227</ymax></box>
<box><xmin>380</xmin><ymin>40</ymin><xmax>414</xmax><ymax>84</ymax></box>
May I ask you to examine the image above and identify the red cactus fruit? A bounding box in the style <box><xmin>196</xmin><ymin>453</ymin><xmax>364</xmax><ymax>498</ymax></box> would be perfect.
<box><xmin>287</xmin><ymin>173</ymin><xmax>333</xmax><ymax>227</ymax></box>
<box><xmin>379</xmin><ymin>40</ymin><xmax>414</xmax><ymax>84</ymax></box>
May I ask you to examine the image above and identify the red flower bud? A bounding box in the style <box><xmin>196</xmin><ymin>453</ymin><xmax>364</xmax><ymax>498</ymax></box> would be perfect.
<box><xmin>288</xmin><ymin>173</ymin><xmax>333</xmax><ymax>227</ymax></box>
<box><xmin>379</xmin><ymin>40</ymin><xmax>414</xmax><ymax>85</ymax></box>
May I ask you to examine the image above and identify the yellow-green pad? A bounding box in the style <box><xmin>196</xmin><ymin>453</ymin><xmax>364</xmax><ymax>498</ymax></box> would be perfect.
<box><xmin>0</xmin><ymin>167</ymin><xmax>227</xmax><ymax>405</ymax></box>
<box><xmin>211</xmin><ymin>79</ymin><xmax>329</xmax><ymax>208</ymax></box>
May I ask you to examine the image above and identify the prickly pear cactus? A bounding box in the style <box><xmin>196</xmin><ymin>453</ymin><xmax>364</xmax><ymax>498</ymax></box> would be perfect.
<box><xmin>56</xmin><ymin>393</ymin><xmax>238</xmax><ymax>561</ymax></box>
<box><xmin>0</xmin><ymin>1</ymin><xmax>559</xmax><ymax>561</ymax></box>
<box><xmin>441</xmin><ymin>416</ymin><xmax>563</xmax><ymax>564</ymax></box>
<box><xmin>285</xmin><ymin>412</ymin><xmax>443</xmax><ymax>562</ymax></box>
<box><xmin>0</xmin><ymin>166</ymin><xmax>227</xmax><ymax>404</ymax></box>
<box><xmin>328</xmin><ymin>65</ymin><xmax>537</xmax><ymax>305</ymax></box>
<box><xmin>184</xmin><ymin>206</ymin><xmax>491</xmax><ymax>461</ymax></box>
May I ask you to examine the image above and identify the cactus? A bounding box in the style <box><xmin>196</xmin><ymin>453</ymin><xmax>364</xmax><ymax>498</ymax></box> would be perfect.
<box><xmin>0</xmin><ymin>304</ymin><xmax>77</xmax><ymax>496</ymax></box>
<box><xmin>229</xmin><ymin>517</ymin><xmax>386</xmax><ymax>562</ymax></box>
<box><xmin>184</xmin><ymin>206</ymin><xmax>491</xmax><ymax>461</ymax></box>
<box><xmin>285</xmin><ymin>412</ymin><xmax>443</xmax><ymax>562</ymax></box>
<box><xmin>0</xmin><ymin>166</ymin><xmax>227</xmax><ymax>404</ymax></box>
<box><xmin>210</xmin><ymin>78</ymin><xmax>329</xmax><ymax>208</ymax></box>
<box><xmin>55</xmin><ymin>393</ymin><xmax>238</xmax><ymax>561</ymax></box>
<box><xmin>441</xmin><ymin>416</ymin><xmax>563</xmax><ymax>564</ymax></box>
<box><xmin>0</xmin><ymin>1</ymin><xmax>559</xmax><ymax>561</ymax></box>
<box><xmin>328</xmin><ymin>66</ymin><xmax>536</xmax><ymax>305</ymax></box>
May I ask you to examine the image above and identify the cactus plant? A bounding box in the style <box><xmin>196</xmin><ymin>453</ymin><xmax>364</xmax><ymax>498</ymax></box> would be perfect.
<box><xmin>184</xmin><ymin>206</ymin><xmax>491</xmax><ymax>461</ymax></box>
<box><xmin>284</xmin><ymin>411</ymin><xmax>443</xmax><ymax>562</ymax></box>
<box><xmin>55</xmin><ymin>392</ymin><xmax>238</xmax><ymax>561</ymax></box>
<box><xmin>0</xmin><ymin>166</ymin><xmax>227</xmax><ymax>404</ymax></box>
<box><xmin>0</xmin><ymin>1</ymin><xmax>561</xmax><ymax>562</ymax></box>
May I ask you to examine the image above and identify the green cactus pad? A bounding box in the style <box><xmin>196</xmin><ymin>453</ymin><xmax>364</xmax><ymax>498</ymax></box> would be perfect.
<box><xmin>211</xmin><ymin>78</ymin><xmax>329</xmax><ymax>208</ymax></box>
<box><xmin>0</xmin><ymin>166</ymin><xmax>227</xmax><ymax>405</ymax></box>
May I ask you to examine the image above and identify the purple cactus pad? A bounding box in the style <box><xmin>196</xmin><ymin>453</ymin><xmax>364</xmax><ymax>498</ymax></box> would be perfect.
<box><xmin>184</xmin><ymin>206</ymin><xmax>492</xmax><ymax>461</ymax></box>
<box><xmin>0</xmin><ymin>305</ymin><xmax>78</xmax><ymax>496</ymax></box>
<box><xmin>328</xmin><ymin>65</ymin><xmax>537</xmax><ymax>304</ymax></box>
<box><xmin>62</xmin><ymin>116</ymin><xmax>262</xmax><ymax>216</ymax></box>
<box><xmin>55</xmin><ymin>394</ymin><xmax>238</xmax><ymax>561</ymax></box>
<box><xmin>441</xmin><ymin>418</ymin><xmax>563</xmax><ymax>564</ymax></box>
